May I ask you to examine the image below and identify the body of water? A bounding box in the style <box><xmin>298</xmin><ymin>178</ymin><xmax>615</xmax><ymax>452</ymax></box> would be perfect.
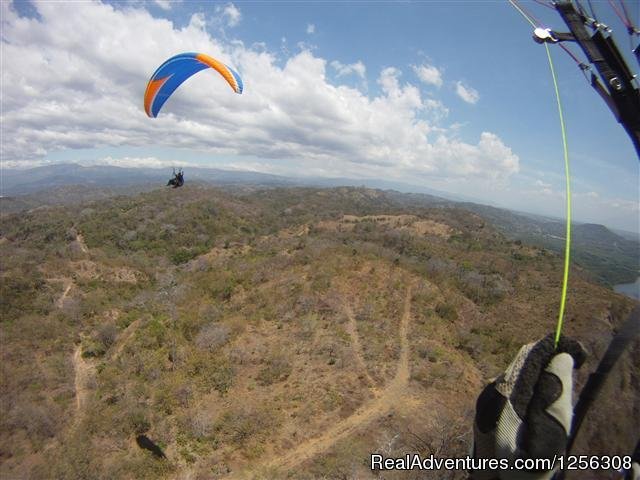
<box><xmin>614</xmin><ymin>277</ymin><xmax>640</xmax><ymax>301</ymax></box>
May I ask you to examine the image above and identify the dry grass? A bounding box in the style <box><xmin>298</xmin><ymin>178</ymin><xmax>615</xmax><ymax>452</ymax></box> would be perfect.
<box><xmin>1</xmin><ymin>186</ymin><xmax>636</xmax><ymax>480</ymax></box>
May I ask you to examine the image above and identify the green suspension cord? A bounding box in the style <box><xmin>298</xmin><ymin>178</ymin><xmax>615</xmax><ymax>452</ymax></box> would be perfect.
<box><xmin>508</xmin><ymin>0</ymin><xmax>573</xmax><ymax>348</ymax></box>
<box><xmin>546</xmin><ymin>43</ymin><xmax>572</xmax><ymax>349</ymax></box>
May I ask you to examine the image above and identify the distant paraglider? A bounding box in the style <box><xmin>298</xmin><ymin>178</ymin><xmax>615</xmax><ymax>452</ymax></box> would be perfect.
<box><xmin>167</xmin><ymin>168</ymin><xmax>184</xmax><ymax>188</ymax></box>
<box><xmin>144</xmin><ymin>52</ymin><xmax>243</xmax><ymax>118</ymax></box>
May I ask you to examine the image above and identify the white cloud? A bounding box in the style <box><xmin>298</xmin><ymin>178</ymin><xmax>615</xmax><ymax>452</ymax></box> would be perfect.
<box><xmin>87</xmin><ymin>156</ymin><xmax>190</xmax><ymax>168</ymax></box>
<box><xmin>423</xmin><ymin>99</ymin><xmax>449</xmax><ymax>122</ymax></box>
<box><xmin>306</xmin><ymin>23</ymin><xmax>315</xmax><ymax>34</ymax></box>
<box><xmin>0</xmin><ymin>1</ymin><xmax>518</xmax><ymax>183</ymax></box>
<box><xmin>534</xmin><ymin>180</ymin><xmax>552</xmax><ymax>188</ymax></box>
<box><xmin>215</xmin><ymin>2</ymin><xmax>241</xmax><ymax>27</ymax></box>
<box><xmin>330</xmin><ymin>60</ymin><xmax>366</xmax><ymax>79</ymax></box>
<box><xmin>456</xmin><ymin>81</ymin><xmax>479</xmax><ymax>104</ymax></box>
<box><xmin>412</xmin><ymin>63</ymin><xmax>442</xmax><ymax>88</ymax></box>
<box><xmin>154</xmin><ymin>0</ymin><xmax>172</xmax><ymax>11</ymax></box>
<box><xmin>608</xmin><ymin>199</ymin><xmax>639</xmax><ymax>211</ymax></box>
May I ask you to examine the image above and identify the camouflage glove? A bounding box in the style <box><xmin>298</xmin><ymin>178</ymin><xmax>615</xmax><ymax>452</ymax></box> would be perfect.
<box><xmin>471</xmin><ymin>334</ymin><xmax>586</xmax><ymax>480</ymax></box>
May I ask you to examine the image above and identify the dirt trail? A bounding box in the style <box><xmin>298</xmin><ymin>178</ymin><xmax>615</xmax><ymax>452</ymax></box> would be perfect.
<box><xmin>343</xmin><ymin>304</ymin><xmax>378</xmax><ymax>390</ymax></box>
<box><xmin>112</xmin><ymin>319</ymin><xmax>140</xmax><ymax>360</ymax></box>
<box><xmin>76</xmin><ymin>233</ymin><xmax>89</xmax><ymax>254</ymax></box>
<box><xmin>51</xmin><ymin>230</ymin><xmax>89</xmax><ymax>308</ymax></box>
<box><xmin>72</xmin><ymin>344</ymin><xmax>95</xmax><ymax>414</ymax></box>
<box><xmin>251</xmin><ymin>285</ymin><xmax>414</xmax><ymax>475</ymax></box>
<box><xmin>54</xmin><ymin>278</ymin><xmax>73</xmax><ymax>309</ymax></box>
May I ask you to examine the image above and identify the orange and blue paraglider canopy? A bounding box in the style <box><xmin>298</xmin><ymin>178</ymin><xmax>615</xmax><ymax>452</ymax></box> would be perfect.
<box><xmin>144</xmin><ymin>52</ymin><xmax>243</xmax><ymax>118</ymax></box>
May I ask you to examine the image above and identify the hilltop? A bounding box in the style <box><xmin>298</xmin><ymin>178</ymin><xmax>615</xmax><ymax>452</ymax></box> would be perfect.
<box><xmin>3</xmin><ymin>165</ymin><xmax>638</xmax><ymax>286</ymax></box>
<box><xmin>0</xmin><ymin>185</ymin><xmax>638</xmax><ymax>479</ymax></box>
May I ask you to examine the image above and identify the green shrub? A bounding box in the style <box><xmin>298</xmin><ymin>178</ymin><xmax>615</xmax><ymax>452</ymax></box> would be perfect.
<box><xmin>435</xmin><ymin>303</ymin><xmax>458</xmax><ymax>321</ymax></box>
<box><xmin>256</xmin><ymin>353</ymin><xmax>292</xmax><ymax>386</ymax></box>
<box><xmin>171</xmin><ymin>248</ymin><xmax>198</xmax><ymax>265</ymax></box>
<box><xmin>216</xmin><ymin>405</ymin><xmax>278</xmax><ymax>446</ymax></box>
<box><xmin>127</xmin><ymin>409</ymin><xmax>150</xmax><ymax>435</ymax></box>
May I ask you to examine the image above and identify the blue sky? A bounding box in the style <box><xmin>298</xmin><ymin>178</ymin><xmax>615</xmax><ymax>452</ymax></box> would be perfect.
<box><xmin>2</xmin><ymin>0</ymin><xmax>639</xmax><ymax>231</ymax></box>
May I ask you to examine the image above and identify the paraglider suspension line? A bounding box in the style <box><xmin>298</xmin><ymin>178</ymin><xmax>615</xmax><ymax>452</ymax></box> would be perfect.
<box><xmin>508</xmin><ymin>0</ymin><xmax>573</xmax><ymax>349</ymax></box>
<box><xmin>545</xmin><ymin>43</ymin><xmax>572</xmax><ymax>349</ymax></box>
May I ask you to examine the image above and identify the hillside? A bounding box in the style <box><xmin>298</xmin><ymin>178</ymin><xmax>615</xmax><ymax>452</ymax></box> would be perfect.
<box><xmin>3</xmin><ymin>165</ymin><xmax>637</xmax><ymax>287</ymax></box>
<box><xmin>0</xmin><ymin>185</ymin><xmax>638</xmax><ymax>480</ymax></box>
<box><xmin>458</xmin><ymin>203</ymin><xmax>640</xmax><ymax>286</ymax></box>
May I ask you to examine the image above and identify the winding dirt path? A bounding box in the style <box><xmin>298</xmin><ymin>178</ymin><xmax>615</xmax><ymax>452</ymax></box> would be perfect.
<box><xmin>54</xmin><ymin>278</ymin><xmax>73</xmax><ymax>309</ymax></box>
<box><xmin>76</xmin><ymin>233</ymin><xmax>89</xmax><ymax>254</ymax></box>
<box><xmin>72</xmin><ymin>344</ymin><xmax>95</xmax><ymax>414</ymax></box>
<box><xmin>343</xmin><ymin>304</ymin><xmax>378</xmax><ymax>390</ymax></box>
<box><xmin>51</xmin><ymin>230</ymin><xmax>89</xmax><ymax>309</ymax></box>
<box><xmin>111</xmin><ymin>318</ymin><xmax>140</xmax><ymax>360</ymax></box>
<box><xmin>250</xmin><ymin>285</ymin><xmax>414</xmax><ymax>476</ymax></box>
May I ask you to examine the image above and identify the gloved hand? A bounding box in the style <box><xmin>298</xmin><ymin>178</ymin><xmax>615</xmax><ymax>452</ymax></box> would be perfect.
<box><xmin>471</xmin><ymin>334</ymin><xmax>586</xmax><ymax>480</ymax></box>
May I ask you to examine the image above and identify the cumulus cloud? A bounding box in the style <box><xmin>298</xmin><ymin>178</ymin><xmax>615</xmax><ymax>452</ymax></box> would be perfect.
<box><xmin>330</xmin><ymin>60</ymin><xmax>366</xmax><ymax>79</ymax></box>
<box><xmin>456</xmin><ymin>81</ymin><xmax>479</xmax><ymax>104</ymax></box>
<box><xmin>154</xmin><ymin>0</ymin><xmax>172</xmax><ymax>11</ymax></box>
<box><xmin>215</xmin><ymin>2</ymin><xmax>241</xmax><ymax>27</ymax></box>
<box><xmin>0</xmin><ymin>1</ymin><xmax>518</xmax><ymax>182</ymax></box>
<box><xmin>87</xmin><ymin>156</ymin><xmax>190</xmax><ymax>168</ymax></box>
<box><xmin>608</xmin><ymin>198</ymin><xmax>639</xmax><ymax>211</ymax></box>
<box><xmin>534</xmin><ymin>179</ymin><xmax>553</xmax><ymax>195</ymax></box>
<box><xmin>306</xmin><ymin>23</ymin><xmax>315</xmax><ymax>34</ymax></box>
<box><xmin>412</xmin><ymin>63</ymin><xmax>442</xmax><ymax>88</ymax></box>
<box><xmin>423</xmin><ymin>99</ymin><xmax>449</xmax><ymax>122</ymax></box>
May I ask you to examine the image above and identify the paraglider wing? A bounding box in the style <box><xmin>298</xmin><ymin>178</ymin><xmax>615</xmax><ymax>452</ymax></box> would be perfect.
<box><xmin>144</xmin><ymin>52</ymin><xmax>243</xmax><ymax>118</ymax></box>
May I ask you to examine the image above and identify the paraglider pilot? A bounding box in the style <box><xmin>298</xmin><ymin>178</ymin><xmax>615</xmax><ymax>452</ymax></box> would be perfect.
<box><xmin>167</xmin><ymin>168</ymin><xmax>184</xmax><ymax>188</ymax></box>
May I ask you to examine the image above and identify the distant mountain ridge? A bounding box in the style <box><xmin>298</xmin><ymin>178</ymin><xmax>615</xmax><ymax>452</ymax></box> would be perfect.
<box><xmin>1</xmin><ymin>163</ymin><xmax>293</xmax><ymax>196</ymax></box>
<box><xmin>2</xmin><ymin>164</ymin><xmax>638</xmax><ymax>286</ymax></box>
<box><xmin>1</xmin><ymin>163</ymin><xmax>472</xmax><ymax>201</ymax></box>
<box><xmin>457</xmin><ymin>202</ymin><xmax>639</xmax><ymax>285</ymax></box>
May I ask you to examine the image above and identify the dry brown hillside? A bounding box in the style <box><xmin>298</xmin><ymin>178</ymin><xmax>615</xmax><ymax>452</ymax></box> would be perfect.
<box><xmin>0</xmin><ymin>186</ymin><xmax>637</xmax><ymax>480</ymax></box>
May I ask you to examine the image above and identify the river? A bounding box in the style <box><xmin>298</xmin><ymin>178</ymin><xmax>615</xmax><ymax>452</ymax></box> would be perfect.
<box><xmin>614</xmin><ymin>277</ymin><xmax>640</xmax><ymax>301</ymax></box>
